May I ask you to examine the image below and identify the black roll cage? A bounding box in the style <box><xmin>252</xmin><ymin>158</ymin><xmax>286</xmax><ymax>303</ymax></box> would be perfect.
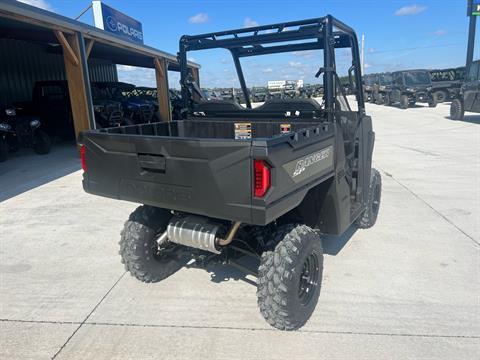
<box><xmin>178</xmin><ymin>15</ymin><xmax>365</xmax><ymax>121</ymax></box>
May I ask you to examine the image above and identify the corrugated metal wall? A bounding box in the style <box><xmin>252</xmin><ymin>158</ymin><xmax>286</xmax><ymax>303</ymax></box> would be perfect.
<box><xmin>0</xmin><ymin>39</ymin><xmax>117</xmax><ymax>107</ymax></box>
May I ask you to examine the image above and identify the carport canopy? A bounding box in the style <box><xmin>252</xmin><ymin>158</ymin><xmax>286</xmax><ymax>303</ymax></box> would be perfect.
<box><xmin>0</xmin><ymin>0</ymin><xmax>200</xmax><ymax>140</ymax></box>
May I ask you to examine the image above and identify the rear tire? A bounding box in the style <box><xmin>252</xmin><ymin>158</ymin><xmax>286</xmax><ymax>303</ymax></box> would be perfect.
<box><xmin>355</xmin><ymin>168</ymin><xmax>382</xmax><ymax>229</ymax></box>
<box><xmin>0</xmin><ymin>138</ymin><xmax>8</xmax><ymax>162</ymax></box>
<box><xmin>400</xmin><ymin>95</ymin><xmax>409</xmax><ymax>109</ymax></box>
<box><xmin>33</xmin><ymin>129</ymin><xmax>51</xmax><ymax>155</ymax></box>
<box><xmin>428</xmin><ymin>97</ymin><xmax>437</xmax><ymax>108</ymax></box>
<box><xmin>119</xmin><ymin>205</ymin><xmax>186</xmax><ymax>283</ymax></box>
<box><xmin>375</xmin><ymin>93</ymin><xmax>383</xmax><ymax>105</ymax></box>
<box><xmin>450</xmin><ymin>99</ymin><xmax>464</xmax><ymax>120</ymax></box>
<box><xmin>257</xmin><ymin>224</ymin><xmax>324</xmax><ymax>331</ymax></box>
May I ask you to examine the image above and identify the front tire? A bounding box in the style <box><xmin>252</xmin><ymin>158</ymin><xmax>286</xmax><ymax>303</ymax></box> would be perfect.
<box><xmin>33</xmin><ymin>129</ymin><xmax>51</xmax><ymax>155</ymax></box>
<box><xmin>119</xmin><ymin>205</ymin><xmax>185</xmax><ymax>283</ymax></box>
<box><xmin>356</xmin><ymin>168</ymin><xmax>382</xmax><ymax>229</ymax></box>
<box><xmin>434</xmin><ymin>90</ymin><xmax>447</xmax><ymax>103</ymax></box>
<box><xmin>400</xmin><ymin>95</ymin><xmax>409</xmax><ymax>109</ymax></box>
<box><xmin>257</xmin><ymin>224</ymin><xmax>324</xmax><ymax>331</ymax></box>
<box><xmin>450</xmin><ymin>99</ymin><xmax>464</xmax><ymax>120</ymax></box>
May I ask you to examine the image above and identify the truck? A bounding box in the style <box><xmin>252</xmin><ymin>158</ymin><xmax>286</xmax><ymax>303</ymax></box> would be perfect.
<box><xmin>79</xmin><ymin>15</ymin><xmax>381</xmax><ymax>331</ymax></box>
<box><xmin>385</xmin><ymin>70</ymin><xmax>437</xmax><ymax>109</ymax></box>
<box><xmin>450</xmin><ymin>59</ymin><xmax>480</xmax><ymax>120</ymax></box>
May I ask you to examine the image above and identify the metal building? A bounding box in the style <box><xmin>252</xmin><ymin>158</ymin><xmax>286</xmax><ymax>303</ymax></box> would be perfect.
<box><xmin>0</xmin><ymin>38</ymin><xmax>117</xmax><ymax>107</ymax></box>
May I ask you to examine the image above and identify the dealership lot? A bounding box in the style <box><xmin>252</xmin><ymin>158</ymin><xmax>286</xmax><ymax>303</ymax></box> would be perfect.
<box><xmin>0</xmin><ymin>101</ymin><xmax>479</xmax><ymax>359</ymax></box>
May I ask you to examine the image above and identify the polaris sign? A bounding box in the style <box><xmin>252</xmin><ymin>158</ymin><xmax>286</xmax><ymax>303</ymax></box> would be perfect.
<box><xmin>92</xmin><ymin>1</ymin><xmax>144</xmax><ymax>44</ymax></box>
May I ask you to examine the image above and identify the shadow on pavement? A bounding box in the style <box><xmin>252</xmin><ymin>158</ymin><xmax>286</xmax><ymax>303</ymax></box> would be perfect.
<box><xmin>322</xmin><ymin>225</ymin><xmax>357</xmax><ymax>255</ymax></box>
<box><xmin>0</xmin><ymin>142</ymin><xmax>80</xmax><ymax>202</ymax></box>
<box><xmin>206</xmin><ymin>261</ymin><xmax>258</xmax><ymax>287</ymax></box>
<box><xmin>444</xmin><ymin>115</ymin><xmax>480</xmax><ymax>124</ymax></box>
<box><xmin>189</xmin><ymin>225</ymin><xmax>358</xmax><ymax>287</ymax></box>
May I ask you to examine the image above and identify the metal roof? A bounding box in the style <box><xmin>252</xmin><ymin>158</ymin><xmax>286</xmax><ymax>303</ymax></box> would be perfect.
<box><xmin>0</xmin><ymin>0</ymin><xmax>200</xmax><ymax>70</ymax></box>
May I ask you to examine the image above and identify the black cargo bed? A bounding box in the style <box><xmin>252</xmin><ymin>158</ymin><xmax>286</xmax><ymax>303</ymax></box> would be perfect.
<box><xmin>80</xmin><ymin>119</ymin><xmax>335</xmax><ymax>225</ymax></box>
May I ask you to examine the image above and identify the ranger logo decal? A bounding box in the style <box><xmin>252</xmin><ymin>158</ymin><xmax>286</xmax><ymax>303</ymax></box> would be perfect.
<box><xmin>283</xmin><ymin>146</ymin><xmax>334</xmax><ymax>183</ymax></box>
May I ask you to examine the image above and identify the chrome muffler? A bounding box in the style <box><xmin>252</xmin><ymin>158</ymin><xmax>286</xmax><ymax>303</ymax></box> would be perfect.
<box><xmin>163</xmin><ymin>215</ymin><xmax>241</xmax><ymax>254</ymax></box>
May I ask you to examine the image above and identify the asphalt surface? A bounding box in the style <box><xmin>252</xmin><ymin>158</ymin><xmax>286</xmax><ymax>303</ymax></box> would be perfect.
<box><xmin>0</xmin><ymin>101</ymin><xmax>479</xmax><ymax>359</ymax></box>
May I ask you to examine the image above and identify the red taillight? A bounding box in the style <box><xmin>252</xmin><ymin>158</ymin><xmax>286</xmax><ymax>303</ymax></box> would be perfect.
<box><xmin>254</xmin><ymin>159</ymin><xmax>271</xmax><ymax>198</ymax></box>
<box><xmin>80</xmin><ymin>145</ymin><xmax>87</xmax><ymax>172</ymax></box>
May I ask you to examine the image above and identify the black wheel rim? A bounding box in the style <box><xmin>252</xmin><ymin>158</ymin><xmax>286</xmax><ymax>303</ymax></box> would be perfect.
<box><xmin>298</xmin><ymin>253</ymin><xmax>320</xmax><ymax>306</ymax></box>
<box><xmin>372</xmin><ymin>184</ymin><xmax>380</xmax><ymax>214</ymax></box>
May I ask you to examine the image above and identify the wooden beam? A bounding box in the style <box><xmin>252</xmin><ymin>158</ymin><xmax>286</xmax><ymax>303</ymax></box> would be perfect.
<box><xmin>85</xmin><ymin>39</ymin><xmax>94</xmax><ymax>59</ymax></box>
<box><xmin>61</xmin><ymin>32</ymin><xmax>92</xmax><ymax>141</ymax></box>
<box><xmin>54</xmin><ymin>30</ymin><xmax>79</xmax><ymax>66</ymax></box>
<box><xmin>154</xmin><ymin>57</ymin><xmax>171</xmax><ymax>122</ymax></box>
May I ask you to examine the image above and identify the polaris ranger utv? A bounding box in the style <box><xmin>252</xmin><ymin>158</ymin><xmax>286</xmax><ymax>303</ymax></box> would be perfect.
<box><xmin>363</xmin><ymin>74</ymin><xmax>378</xmax><ymax>102</ymax></box>
<box><xmin>450</xmin><ymin>59</ymin><xmax>480</xmax><ymax>120</ymax></box>
<box><xmin>372</xmin><ymin>73</ymin><xmax>394</xmax><ymax>105</ymax></box>
<box><xmin>79</xmin><ymin>15</ymin><xmax>381</xmax><ymax>331</ymax></box>
<box><xmin>386</xmin><ymin>70</ymin><xmax>437</xmax><ymax>109</ymax></box>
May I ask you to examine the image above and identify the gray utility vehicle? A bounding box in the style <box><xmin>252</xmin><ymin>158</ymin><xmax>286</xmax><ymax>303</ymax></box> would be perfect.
<box><xmin>450</xmin><ymin>59</ymin><xmax>480</xmax><ymax>120</ymax></box>
<box><xmin>429</xmin><ymin>67</ymin><xmax>465</xmax><ymax>103</ymax></box>
<box><xmin>363</xmin><ymin>74</ymin><xmax>378</xmax><ymax>102</ymax></box>
<box><xmin>372</xmin><ymin>73</ymin><xmax>394</xmax><ymax>105</ymax></box>
<box><xmin>79</xmin><ymin>15</ymin><xmax>381</xmax><ymax>331</ymax></box>
<box><xmin>386</xmin><ymin>70</ymin><xmax>437</xmax><ymax>109</ymax></box>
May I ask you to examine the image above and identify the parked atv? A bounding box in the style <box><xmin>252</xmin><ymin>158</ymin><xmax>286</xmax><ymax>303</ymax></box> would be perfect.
<box><xmin>80</xmin><ymin>15</ymin><xmax>381</xmax><ymax>331</ymax></box>
<box><xmin>0</xmin><ymin>107</ymin><xmax>51</xmax><ymax>162</ymax></box>
<box><xmin>93</xmin><ymin>82</ymin><xmax>155</xmax><ymax>125</ymax></box>
<box><xmin>386</xmin><ymin>70</ymin><xmax>437</xmax><ymax>109</ymax></box>
<box><xmin>91</xmin><ymin>83</ymin><xmax>127</xmax><ymax>128</ymax></box>
<box><xmin>450</xmin><ymin>59</ymin><xmax>480</xmax><ymax>120</ymax></box>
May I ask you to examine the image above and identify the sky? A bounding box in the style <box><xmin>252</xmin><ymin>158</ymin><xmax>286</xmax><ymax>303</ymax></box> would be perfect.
<box><xmin>18</xmin><ymin>0</ymin><xmax>480</xmax><ymax>88</ymax></box>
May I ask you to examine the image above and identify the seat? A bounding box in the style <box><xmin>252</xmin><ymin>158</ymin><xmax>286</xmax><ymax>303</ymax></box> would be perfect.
<box><xmin>254</xmin><ymin>98</ymin><xmax>322</xmax><ymax>113</ymax></box>
<box><xmin>193</xmin><ymin>100</ymin><xmax>245</xmax><ymax>114</ymax></box>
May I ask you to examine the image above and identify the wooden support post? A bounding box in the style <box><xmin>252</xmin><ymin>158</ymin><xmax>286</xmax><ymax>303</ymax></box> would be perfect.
<box><xmin>55</xmin><ymin>30</ymin><xmax>93</xmax><ymax>141</ymax></box>
<box><xmin>85</xmin><ymin>39</ymin><xmax>94</xmax><ymax>59</ymax></box>
<box><xmin>54</xmin><ymin>30</ymin><xmax>79</xmax><ymax>66</ymax></box>
<box><xmin>154</xmin><ymin>57</ymin><xmax>171</xmax><ymax>122</ymax></box>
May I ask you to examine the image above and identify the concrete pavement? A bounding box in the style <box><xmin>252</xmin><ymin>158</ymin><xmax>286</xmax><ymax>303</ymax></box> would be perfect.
<box><xmin>0</xmin><ymin>102</ymin><xmax>479</xmax><ymax>359</ymax></box>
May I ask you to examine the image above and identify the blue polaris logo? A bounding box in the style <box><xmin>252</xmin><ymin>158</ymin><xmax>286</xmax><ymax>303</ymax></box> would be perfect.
<box><xmin>93</xmin><ymin>2</ymin><xmax>144</xmax><ymax>44</ymax></box>
<box><xmin>106</xmin><ymin>16</ymin><xmax>117</xmax><ymax>31</ymax></box>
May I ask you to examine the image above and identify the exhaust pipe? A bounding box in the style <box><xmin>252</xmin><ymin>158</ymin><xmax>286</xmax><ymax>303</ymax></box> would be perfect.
<box><xmin>161</xmin><ymin>215</ymin><xmax>241</xmax><ymax>254</ymax></box>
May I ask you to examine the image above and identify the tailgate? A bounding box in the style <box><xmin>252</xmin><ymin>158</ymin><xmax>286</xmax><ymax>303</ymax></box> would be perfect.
<box><xmin>81</xmin><ymin>132</ymin><xmax>253</xmax><ymax>222</ymax></box>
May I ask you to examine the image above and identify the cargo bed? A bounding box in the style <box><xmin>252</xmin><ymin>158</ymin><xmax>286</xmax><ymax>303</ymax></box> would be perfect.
<box><xmin>80</xmin><ymin>119</ymin><xmax>335</xmax><ymax>225</ymax></box>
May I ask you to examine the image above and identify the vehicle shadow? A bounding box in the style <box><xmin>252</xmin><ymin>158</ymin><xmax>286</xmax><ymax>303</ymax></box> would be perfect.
<box><xmin>444</xmin><ymin>115</ymin><xmax>480</xmax><ymax>124</ymax></box>
<box><xmin>322</xmin><ymin>225</ymin><xmax>357</xmax><ymax>256</ymax></box>
<box><xmin>189</xmin><ymin>225</ymin><xmax>358</xmax><ymax>287</ymax></box>
<box><xmin>0</xmin><ymin>142</ymin><xmax>80</xmax><ymax>202</ymax></box>
<box><xmin>184</xmin><ymin>255</ymin><xmax>258</xmax><ymax>287</ymax></box>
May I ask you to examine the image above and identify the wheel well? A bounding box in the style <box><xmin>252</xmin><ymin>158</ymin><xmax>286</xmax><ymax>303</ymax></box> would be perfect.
<box><xmin>279</xmin><ymin>177</ymin><xmax>345</xmax><ymax>234</ymax></box>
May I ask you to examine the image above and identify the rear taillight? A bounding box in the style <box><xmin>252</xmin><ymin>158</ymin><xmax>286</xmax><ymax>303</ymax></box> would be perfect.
<box><xmin>80</xmin><ymin>145</ymin><xmax>87</xmax><ymax>172</ymax></box>
<box><xmin>254</xmin><ymin>159</ymin><xmax>271</xmax><ymax>198</ymax></box>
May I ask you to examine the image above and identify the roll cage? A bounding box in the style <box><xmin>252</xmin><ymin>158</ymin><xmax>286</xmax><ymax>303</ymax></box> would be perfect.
<box><xmin>178</xmin><ymin>15</ymin><xmax>365</xmax><ymax>121</ymax></box>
